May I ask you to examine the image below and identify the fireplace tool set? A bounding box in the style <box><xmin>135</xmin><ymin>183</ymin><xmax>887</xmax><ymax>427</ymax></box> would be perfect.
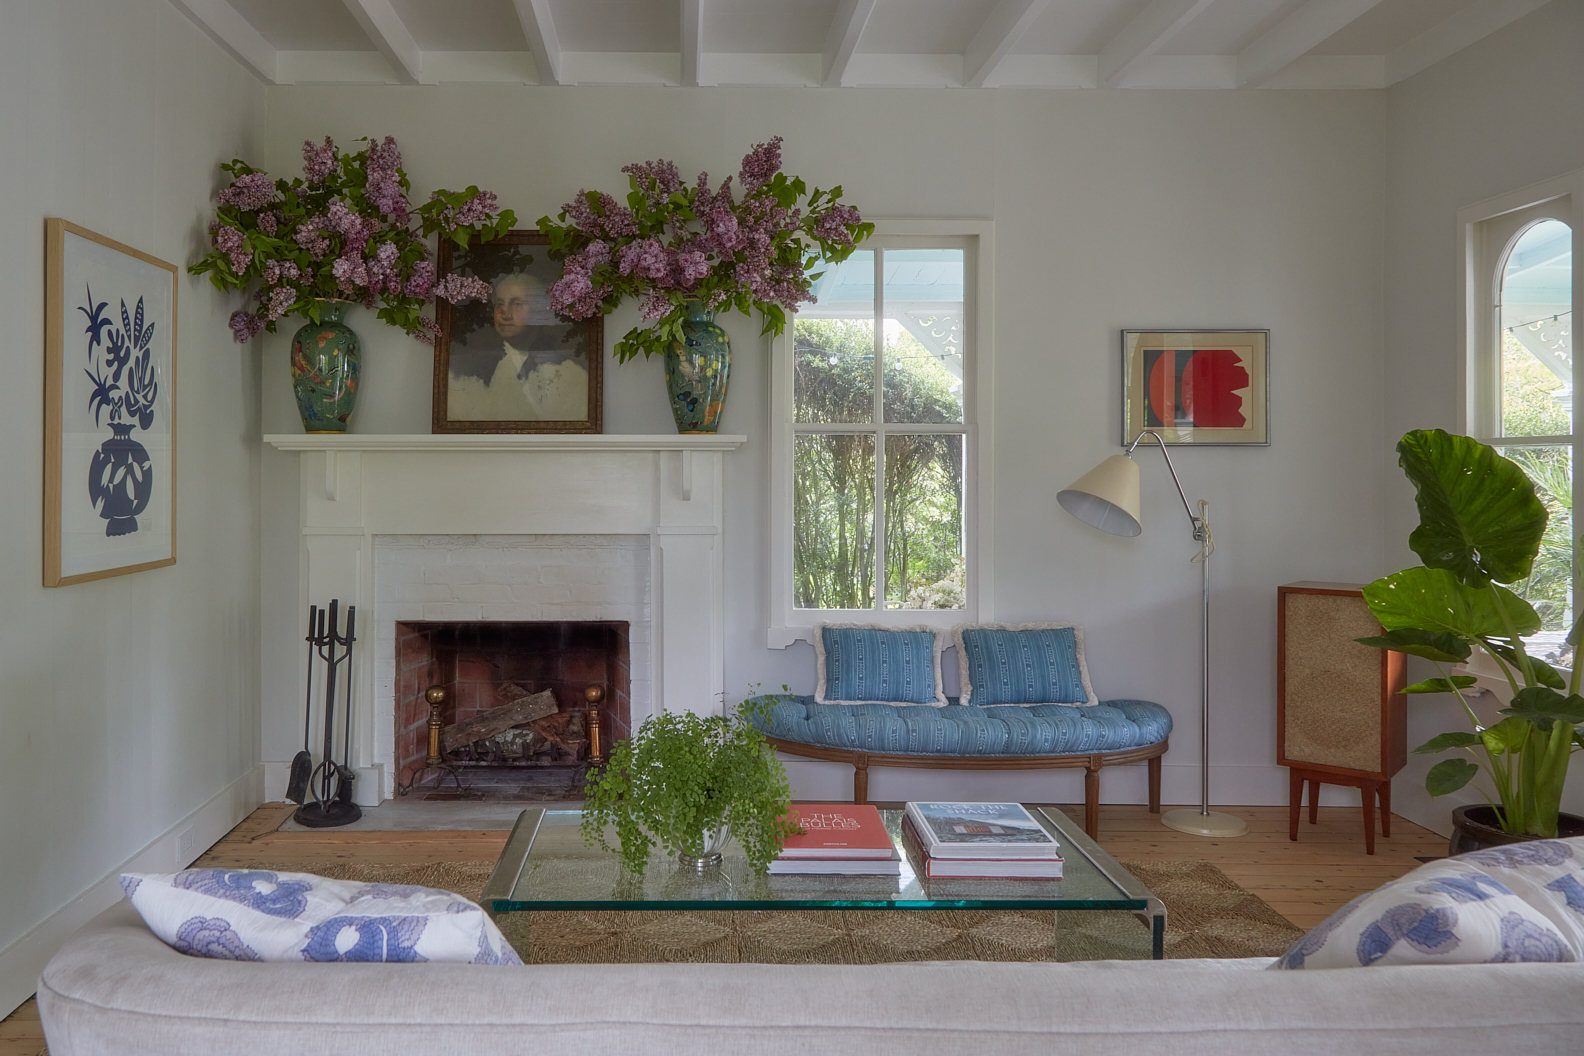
<box><xmin>286</xmin><ymin>599</ymin><xmax>362</xmax><ymax>828</ymax></box>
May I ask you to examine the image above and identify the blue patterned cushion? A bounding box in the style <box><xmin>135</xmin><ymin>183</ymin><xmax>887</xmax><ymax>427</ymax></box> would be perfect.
<box><xmin>1270</xmin><ymin>837</ymin><xmax>1584</xmax><ymax>969</ymax></box>
<box><xmin>745</xmin><ymin>695</ymin><xmax>1170</xmax><ymax>756</ymax></box>
<box><xmin>954</xmin><ymin>623</ymin><xmax>1099</xmax><ymax>706</ymax></box>
<box><xmin>120</xmin><ymin>869</ymin><xmax>520</xmax><ymax>965</ymax></box>
<box><xmin>815</xmin><ymin>623</ymin><xmax>947</xmax><ymax>707</ymax></box>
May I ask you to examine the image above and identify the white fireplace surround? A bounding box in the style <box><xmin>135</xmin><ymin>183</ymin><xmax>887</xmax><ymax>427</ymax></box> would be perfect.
<box><xmin>265</xmin><ymin>433</ymin><xmax>745</xmax><ymax>802</ymax></box>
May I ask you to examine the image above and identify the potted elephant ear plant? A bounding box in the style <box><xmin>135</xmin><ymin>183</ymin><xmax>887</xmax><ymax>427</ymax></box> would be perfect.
<box><xmin>580</xmin><ymin>700</ymin><xmax>799</xmax><ymax>875</ymax></box>
<box><xmin>1358</xmin><ymin>428</ymin><xmax>1584</xmax><ymax>852</ymax></box>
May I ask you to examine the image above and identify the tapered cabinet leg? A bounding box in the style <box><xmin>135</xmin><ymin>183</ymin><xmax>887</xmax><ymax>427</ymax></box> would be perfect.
<box><xmin>1308</xmin><ymin>780</ymin><xmax>1321</xmax><ymax>825</ymax></box>
<box><xmin>1380</xmin><ymin>781</ymin><xmax>1392</xmax><ymax>837</ymax></box>
<box><xmin>1289</xmin><ymin>768</ymin><xmax>1302</xmax><ymax>842</ymax></box>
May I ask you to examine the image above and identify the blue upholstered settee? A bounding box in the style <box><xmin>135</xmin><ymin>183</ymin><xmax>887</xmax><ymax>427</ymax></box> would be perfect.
<box><xmin>744</xmin><ymin>695</ymin><xmax>1172</xmax><ymax>838</ymax></box>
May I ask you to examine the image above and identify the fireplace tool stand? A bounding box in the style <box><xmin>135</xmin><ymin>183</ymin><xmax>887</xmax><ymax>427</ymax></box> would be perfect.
<box><xmin>397</xmin><ymin>685</ymin><xmax>466</xmax><ymax>797</ymax></box>
<box><xmin>291</xmin><ymin>600</ymin><xmax>363</xmax><ymax>828</ymax></box>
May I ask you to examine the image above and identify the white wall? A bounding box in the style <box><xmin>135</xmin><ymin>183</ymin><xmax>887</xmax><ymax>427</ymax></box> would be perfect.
<box><xmin>1384</xmin><ymin>0</ymin><xmax>1584</xmax><ymax>835</ymax></box>
<box><xmin>256</xmin><ymin>85</ymin><xmax>1388</xmax><ymax>809</ymax></box>
<box><xmin>0</xmin><ymin>0</ymin><xmax>264</xmax><ymax>1014</ymax></box>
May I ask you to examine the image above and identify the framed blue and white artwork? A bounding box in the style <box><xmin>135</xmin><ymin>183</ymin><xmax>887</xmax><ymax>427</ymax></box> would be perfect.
<box><xmin>45</xmin><ymin>218</ymin><xmax>177</xmax><ymax>586</ymax></box>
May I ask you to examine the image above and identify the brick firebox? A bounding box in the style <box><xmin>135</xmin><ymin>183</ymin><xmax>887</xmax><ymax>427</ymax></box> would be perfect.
<box><xmin>394</xmin><ymin>620</ymin><xmax>631</xmax><ymax>790</ymax></box>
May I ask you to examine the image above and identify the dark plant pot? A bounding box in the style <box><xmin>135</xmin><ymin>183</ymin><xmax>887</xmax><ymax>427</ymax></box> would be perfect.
<box><xmin>1449</xmin><ymin>803</ymin><xmax>1584</xmax><ymax>856</ymax></box>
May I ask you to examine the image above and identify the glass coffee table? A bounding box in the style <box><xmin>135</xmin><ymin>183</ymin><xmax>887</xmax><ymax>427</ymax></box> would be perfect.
<box><xmin>482</xmin><ymin>805</ymin><xmax>1166</xmax><ymax>959</ymax></box>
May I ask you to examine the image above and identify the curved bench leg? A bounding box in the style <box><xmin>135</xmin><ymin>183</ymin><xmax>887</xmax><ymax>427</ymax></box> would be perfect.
<box><xmin>853</xmin><ymin>754</ymin><xmax>870</xmax><ymax>804</ymax></box>
<box><xmin>1147</xmin><ymin>754</ymin><xmax>1162</xmax><ymax>814</ymax></box>
<box><xmin>1084</xmin><ymin>761</ymin><xmax>1100</xmax><ymax>839</ymax></box>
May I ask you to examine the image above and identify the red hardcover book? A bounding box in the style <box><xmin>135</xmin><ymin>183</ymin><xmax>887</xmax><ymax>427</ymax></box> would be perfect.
<box><xmin>776</xmin><ymin>803</ymin><xmax>896</xmax><ymax>858</ymax></box>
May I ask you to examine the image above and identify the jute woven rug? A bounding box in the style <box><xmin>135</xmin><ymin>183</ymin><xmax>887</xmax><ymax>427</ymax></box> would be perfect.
<box><xmin>268</xmin><ymin>858</ymin><xmax>1304</xmax><ymax>964</ymax></box>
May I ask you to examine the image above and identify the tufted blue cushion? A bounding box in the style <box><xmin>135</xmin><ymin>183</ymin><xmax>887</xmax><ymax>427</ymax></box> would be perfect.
<box><xmin>744</xmin><ymin>695</ymin><xmax>1171</xmax><ymax>757</ymax></box>
<box><xmin>815</xmin><ymin>624</ymin><xmax>947</xmax><ymax>707</ymax></box>
<box><xmin>954</xmin><ymin>624</ymin><xmax>1099</xmax><ymax>707</ymax></box>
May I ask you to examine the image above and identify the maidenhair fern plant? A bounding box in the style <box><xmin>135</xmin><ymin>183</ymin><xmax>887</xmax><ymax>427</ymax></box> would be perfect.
<box><xmin>580</xmin><ymin>700</ymin><xmax>797</xmax><ymax>874</ymax></box>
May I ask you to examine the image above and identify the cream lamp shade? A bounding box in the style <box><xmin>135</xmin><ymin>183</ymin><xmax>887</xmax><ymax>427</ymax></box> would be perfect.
<box><xmin>1057</xmin><ymin>455</ymin><xmax>1142</xmax><ymax>537</ymax></box>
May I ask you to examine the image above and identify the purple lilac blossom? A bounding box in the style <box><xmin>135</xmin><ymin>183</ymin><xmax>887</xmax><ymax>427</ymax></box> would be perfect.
<box><xmin>294</xmin><ymin>222</ymin><xmax>331</xmax><ymax>260</ymax></box>
<box><xmin>737</xmin><ymin>136</ymin><xmax>783</xmax><ymax>191</ymax></box>
<box><xmin>621</xmin><ymin>159</ymin><xmax>682</xmax><ymax>207</ymax></box>
<box><xmin>405</xmin><ymin>260</ymin><xmax>436</xmax><ymax>299</ymax></box>
<box><xmin>211</xmin><ymin>224</ymin><xmax>250</xmax><ymax>273</ymax></box>
<box><xmin>257</xmin><ymin>211</ymin><xmax>279</xmax><ymax>236</ymax></box>
<box><xmin>364</xmin><ymin>136</ymin><xmax>409</xmax><ymax>222</ymax></box>
<box><xmin>430</xmin><ymin>190</ymin><xmax>499</xmax><ymax>229</ymax></box>
<box><xmin>229</xmin><ymin>311</ymin><xmax>263</xmax><ymax>343</ymax></box>
<box><xmin>218</xmin><ymin>172</ymin><xmax>276</xmax><ymax>212</ymax></box>
<box><xmin>432</xmin><ymin>274</ymin><xmax>493</xmax><ymax>304</ymax></box>
<box><xmin>302</xmin><ymin>137</ymin><xmax>337</xmax><ymax>184</ymax></box>
<box><xmin>265</xmin><ymin>286</ymin><xmax>297</xmax><ymax>320</ymax></box>
<box><xmin>639</xmin><ymin>290</ymin><xmax>673</xmax><ymax>322</ymax></box>
<box><xmin>411</xmin><ymin>316</ymin><xmax>441</xmax><ymax>345</ymax></box>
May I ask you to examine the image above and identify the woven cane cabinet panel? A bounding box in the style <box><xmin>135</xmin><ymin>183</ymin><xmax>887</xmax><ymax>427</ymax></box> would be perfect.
<box><xmin>1277</xmin><ymin>582</ymin><xmax>1406</xmax><ymax>780</ymax></box>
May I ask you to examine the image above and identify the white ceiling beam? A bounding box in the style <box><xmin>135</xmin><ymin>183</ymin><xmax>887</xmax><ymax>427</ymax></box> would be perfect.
<box><xmin>681</xmin><ymin>0</ymin><xmax>703</xmax><ymax>86</ymax></box>
<box><xmin>1098</xmin><ymin>0</ymin><xmax>1220</xmax><ymax>89</ymax></box>
<box><xmin>168</xmin><ymin>0</ymin><xmax>278</xmax><ymax>83</ymax></box>
<box><xmin>1385</xmin><ymin>0</ymin><xmax>1552</xmax><ymax>85</ymax></box>
<box><xmin>1236</xmin><ymin>0</ymin><xmax>1387</xmax><ymax>88</ymax></box>
<box><xmin>341</xmin><ymin>0</ymin><xmax>424</xmax><ymax>85</ymax></box>
<box><xmin>822</xmin><ymin>0</ymin><xmax>877</xmax><ymax>88</ymax></box>
<box><xmin>513</xmin><ymin>0</ymin><xmax>563</xmax><ymax>85</ymax></box>
<box><xmin>963</xmin><ymin>0</ymin><xmax>1051</xmax><ymax>88</ymax></box>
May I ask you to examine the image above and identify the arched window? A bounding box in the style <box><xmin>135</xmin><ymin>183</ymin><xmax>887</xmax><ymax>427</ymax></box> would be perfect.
<box><xmin>1473</xmin><ymin>200</ymin><xmax>1574</xmax><ymax>657</ymax></box>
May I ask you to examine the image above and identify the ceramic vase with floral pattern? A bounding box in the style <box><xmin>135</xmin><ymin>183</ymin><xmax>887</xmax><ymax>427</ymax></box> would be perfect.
<box><xmin>290</xmin><ymin>300</ymin><xmax>361</xmax><ymax>433</ymax></box>
<box><xmin>664</xmin><ymin>300</ymin><xmax>730</xmax><ymax>433</ymax></box>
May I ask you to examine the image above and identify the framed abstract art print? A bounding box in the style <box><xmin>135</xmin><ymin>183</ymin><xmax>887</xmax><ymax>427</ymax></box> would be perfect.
<box><xmin>1121</xmin><ymin>329</ymin><xmax>1269</xmax><ymax>446</ymax></box>
<box><xmin>431</xmin><ymin>229</ymin><xmax>602</xmax><ymax>434</ymax></box>
<box><xmin>44</xmin><ymin>218</ymin><xmax>178</xmax><ymax>586</ymax></box>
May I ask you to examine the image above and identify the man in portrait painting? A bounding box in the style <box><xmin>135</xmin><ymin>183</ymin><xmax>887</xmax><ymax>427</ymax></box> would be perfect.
<box><xmin>447</xmin><ymin>271</ymin><xmax>592</xmax><ymax>422</ymax></box>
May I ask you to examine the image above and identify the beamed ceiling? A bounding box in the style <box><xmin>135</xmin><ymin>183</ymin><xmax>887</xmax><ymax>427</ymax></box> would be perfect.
<box><xmin>171</xmin><ymin>0</ymin><xmax>1551</xmax><ymax>90</ymax></box>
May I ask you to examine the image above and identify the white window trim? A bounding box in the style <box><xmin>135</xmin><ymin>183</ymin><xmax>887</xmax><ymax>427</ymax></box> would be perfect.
<box><xmin>1458</xmin><ymin>168</ymin><xmax>1583</xmax><ymax>682</ymax></box>
<box><xmin>767</xmin><ymin>219</ymin><xmax>995</xmax><ymax>648</ymax></box>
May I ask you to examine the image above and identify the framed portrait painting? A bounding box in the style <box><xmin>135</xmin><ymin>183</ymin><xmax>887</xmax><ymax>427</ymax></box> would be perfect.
<box><xmin>1121</xmin><ymin>329</ymin><xmax>1269</xmax><ymax>446</ymax></box>
<box><xmin>44</xmin><ymin>219</ymin><xmax>177</xmax><ymax>586</ymax></box>
<box><xmin>432</xmin><ymin>230</ymin><xmax>602</xmax><ymax>433</ymax></box>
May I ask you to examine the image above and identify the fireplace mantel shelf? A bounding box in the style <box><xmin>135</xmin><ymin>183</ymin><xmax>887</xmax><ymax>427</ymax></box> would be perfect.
<box><xmin>265</xmin><ymin>433</ymin><xmax>746</xmax><ymax>453</ymax></box>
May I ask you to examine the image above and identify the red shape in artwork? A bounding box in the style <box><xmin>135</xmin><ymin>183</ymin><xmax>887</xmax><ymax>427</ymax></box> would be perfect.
<box><xmin>1182</xmin><ymin>350</ymin><xmax>1247</xmax><ymax>428</ymax></box>
<box><xmin>1147</xmin><ymin>350</ymin><xmax>1175</xmax><ymax>427</ymax></box>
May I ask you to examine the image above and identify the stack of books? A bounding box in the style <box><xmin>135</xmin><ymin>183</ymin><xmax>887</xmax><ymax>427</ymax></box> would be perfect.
<box><xmin>768</xmin><ymin>803</ymin><xmax>902</xmax><ymax>875</ymax></box>
<box><xmin>901</xmin><ymin>801</ymin><xmax>1064</xmax><ymax>879</ymax></box>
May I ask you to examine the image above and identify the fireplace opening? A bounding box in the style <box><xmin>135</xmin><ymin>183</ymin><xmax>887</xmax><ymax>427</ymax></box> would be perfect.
<box><xmin>394</xmin><ymin>621</ymin><xmax>631</xmax><ymax>800</ymax></box>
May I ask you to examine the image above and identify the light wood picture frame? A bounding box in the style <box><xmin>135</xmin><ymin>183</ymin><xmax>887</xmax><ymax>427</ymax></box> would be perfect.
<box><xmin>45</xmin><ymin>218</ymin><xmax>177</xmax><ymax>586</ymax></box>
<box><xmin>432</xmin><ymin>229</ymin><xmax>603</xmax><ymax>434</ymax></box>
<box><xmin>1121</xmin><ymin>329</ymin><xmax>1269</xmax><ymax>446</ymax></box>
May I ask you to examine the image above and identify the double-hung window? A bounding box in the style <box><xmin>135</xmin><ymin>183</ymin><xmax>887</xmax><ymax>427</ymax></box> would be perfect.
<box><xmin>1468</xmin><ymin>181</ymin><xmax>1580</xmax><ymax>664</ymax></box>
<box><xmin>767</xmin><ymin>223</ymin><xmax>993</xmax><ymax>647</ymax></box>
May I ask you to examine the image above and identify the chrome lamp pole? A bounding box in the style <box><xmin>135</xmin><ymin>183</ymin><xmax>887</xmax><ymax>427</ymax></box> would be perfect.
<box><xmin>1057</xmin><ymin>430</ymin><xmax>1248</xmax><ymax>839</ymax></box>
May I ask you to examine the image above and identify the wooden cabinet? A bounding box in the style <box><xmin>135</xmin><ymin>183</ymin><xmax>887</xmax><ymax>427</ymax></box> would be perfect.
<box><xmin>1277</xmin><ymin>582</ymin><xmax>1407</xmax><ymax>854</ymax></box>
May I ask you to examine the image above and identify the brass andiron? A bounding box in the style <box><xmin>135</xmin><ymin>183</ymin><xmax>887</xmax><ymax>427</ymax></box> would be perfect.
<box><xmin>585</xmin><ymin>684</ymin><xmax>605</xmax><ymax>765</ymax></box>
<box><xmin>397</xmin><ymin>685</ymin><xmax>465</xmax><ymax>796</ymax></box>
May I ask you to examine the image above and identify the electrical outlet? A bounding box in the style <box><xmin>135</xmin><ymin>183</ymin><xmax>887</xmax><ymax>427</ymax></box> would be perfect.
<box><xmin>175</xmin><ymin>827</ymin><xmax>195</xmax><ymax>864</ymax></box>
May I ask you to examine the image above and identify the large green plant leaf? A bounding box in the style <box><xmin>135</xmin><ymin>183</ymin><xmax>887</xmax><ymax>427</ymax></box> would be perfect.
<box><xmin>1397</xmin><ymin>429</ymin><xmax>1546</xmax><ymax>588</ymax></box>
<box><xmin>1362</xmin><ymin>567</ymin><xmax>1541</xmax><ymax>641</ymax></box>
<box><xmin>1402</xmin><ymin>675</ymin><xmax>1480</xmax><ymax>694</ymax></box>
<box><xmin>1355</xmin><ymin>629</ymin><xmax>1471</xmax><ymax>663</ymax></box>
<box><xmin>1426</xmin><ymin>758</ymin><xmax>1480</xmax><ymax>796</ymax></box>
<box><xmin>1414</xmin><ymin>731</ymin><xmax>1481</xmax><ymax>753</ymax></box>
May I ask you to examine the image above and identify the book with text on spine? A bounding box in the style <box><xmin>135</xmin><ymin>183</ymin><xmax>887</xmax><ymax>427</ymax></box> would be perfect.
<box><xmin>775</xmin><ymin>804</ymin><xmax>895</xmax><ymax>858</ymax></box>
<box><xmin>903</xmin><ymin>802</ymin><xmax>1060</xmax><ymax>859</ymax></box>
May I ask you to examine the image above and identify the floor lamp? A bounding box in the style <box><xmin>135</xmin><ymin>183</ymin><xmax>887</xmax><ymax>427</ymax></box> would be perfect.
<box><xmin>1057</xmin><ymin>430</ymin><xmax>1248</xmax><ymax>838</ymax></box>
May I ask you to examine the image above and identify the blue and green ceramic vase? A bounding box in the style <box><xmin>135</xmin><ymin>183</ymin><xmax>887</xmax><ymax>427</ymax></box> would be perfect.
<box><xmin>290</xmin><ymin>300</ymin><xmax>361</xmax><ymax>433</ymax></box>
<box><xmin>664</xmin><ymin>299</ymin><xmax>731</xmax><ymax>433</ymax></box>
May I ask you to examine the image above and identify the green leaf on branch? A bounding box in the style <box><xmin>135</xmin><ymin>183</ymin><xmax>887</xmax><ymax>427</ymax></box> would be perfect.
<box><xmin>1414</xmin><ymin>731</ymin><xmax>1482</xmax><ymax>753</ymax></box>
<box><xmin>1500</xmin><ymin>687</ymin><xmax>1584</xmax><ymax>729</ymax></box>
<box><xmin>1362</xmin><ymin>567</ymin><xmax>1540</xmax><ymax>641</ymax></box>
<box><xmin>1426</xmin><ymin>757</ymin><xmax>1480</xmax><ymax>796</ymax></box>
<box><xmin>1355</xmin><ymin>628</ymin><xmax>1472</xmax><ymax>663</ymax></box>
<box><xmin>1479</xmin><ymin>715</ymin><xmax>1534</xmax><ymax>754</ymax></box>
<box><xmin>1396</xmin><ymin>429</ymin><xmax>1548</xmax><ymax>588</ymax></box>
<box><xmin>1403</xmin><ymin>675</ymin><xmax>1480</xmax><ymax>694</ymax></box>
<box><xmin>1486</xmin><ymin>643</ymin><xmax>1566</xmax><ymax>688</ymax></box>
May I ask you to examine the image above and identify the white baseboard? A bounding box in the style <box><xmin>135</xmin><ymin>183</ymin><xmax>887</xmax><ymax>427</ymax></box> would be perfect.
<box><xmin>0</xmin><ymin>765</ymin><xmax>264</xmax><ymax>1018</ymax></box>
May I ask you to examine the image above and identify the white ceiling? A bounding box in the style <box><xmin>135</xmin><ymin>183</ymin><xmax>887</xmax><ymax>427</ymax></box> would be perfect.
<box><xmin>173</xmin><ymin>0</ymin><xmax>1554</xmax><ymax>90</ymax></box>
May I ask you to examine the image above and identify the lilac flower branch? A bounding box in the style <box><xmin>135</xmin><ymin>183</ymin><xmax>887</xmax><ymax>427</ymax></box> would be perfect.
<box><xmin>535</xmin><ymin>136</ymin><xmax>873</xmax><ymax>363</ymax></box>
<box><xmin>190</xmin><ymin>136</ymin><xmax>515</xmax><ymax>344</ymax></box>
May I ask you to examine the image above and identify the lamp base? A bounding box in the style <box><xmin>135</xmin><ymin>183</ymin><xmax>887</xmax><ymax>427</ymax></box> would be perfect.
<box><xmin>1161</xmin><ymin>808</ymin><xmax>1249</xmax><ymax>838</ymax></box>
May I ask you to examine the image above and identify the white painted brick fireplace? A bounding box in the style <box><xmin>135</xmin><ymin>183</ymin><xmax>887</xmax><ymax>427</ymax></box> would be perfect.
<box><xmin>265</xmin><ymin>433</ymin><xmax>745</xmax><ymax>802</ymax></box>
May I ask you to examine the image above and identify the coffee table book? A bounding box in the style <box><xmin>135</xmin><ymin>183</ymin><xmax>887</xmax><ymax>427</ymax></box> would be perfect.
<box><xmin>778</xmin><ymin>804</ymin><xmax>895</xmax><ymax>857</ymax></box>
<box><xmin>900</xmin><ymin>816</ymin><xmax>1064</xmax><ymax>879</ymax></box>
<box><xmin>904</xmin><ymin>802</ymin><xmax>1061</xmax><ymax>858</ymax></box>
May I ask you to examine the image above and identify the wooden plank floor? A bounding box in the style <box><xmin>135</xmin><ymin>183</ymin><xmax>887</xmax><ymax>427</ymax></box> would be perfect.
<box><xmin>1</xmin><ymin>801</ymin><xmax>1449</xmax><ymax>1055</ymax></box>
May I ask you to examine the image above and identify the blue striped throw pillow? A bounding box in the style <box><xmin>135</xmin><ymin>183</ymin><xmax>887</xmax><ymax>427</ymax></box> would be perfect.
<box><xmin>815</xmin><ymin>624</ymin><xmax>947</xmax><ymax>707</ymax></box>
<box><xmin>954</xmin><ymin>623</ymin><xmax>1099</xmax><ymax>706</ymax></box>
